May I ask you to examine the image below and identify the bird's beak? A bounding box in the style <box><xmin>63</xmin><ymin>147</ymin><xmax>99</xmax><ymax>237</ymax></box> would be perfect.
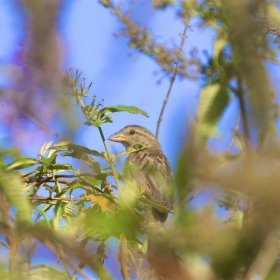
<box><xmin>108</xmin><ymin>132</ymin><xmax>126</xmax><ymax>142</ymax></box>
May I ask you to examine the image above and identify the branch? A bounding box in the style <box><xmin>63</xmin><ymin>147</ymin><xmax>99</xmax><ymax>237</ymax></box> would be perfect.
<box><xmin>27</xmin><ymin>196</ymin><xmax>88</xmax><ymax>201</ymax></box>
<box><xmin>22</xmin><ymin>174</ymin><xmax>105</xmax><ymax>193</ymax></box>
<box><xmin>23</xmin><ymin>176</ymin><xmax>72</xmax><ymax>188</ymax></box>
<box><xmin>237</xmin><ymin>75</ymin><xmax>253</xmax><ymax>227</ymax></box>
<box><xmin>156</xmin><ymin>18</ymin><xmax>190</xmax><ymax>138</ymax></box>
<box><xmin>23</xmin><ymin>111</ymin><xmax>69</xmax><ymax>141</ymax></box>
<box><xmin>237</xmin><ymin>76</ymin><xmax>250</xmax><ymax>152</ymax></box>
<box><xmin>44</xmin><ymin>243</ymin><xmax>93</xmax><ymax>280</ymax></box>
<box><xmin>98</xmin><ymin>127</ymin><xmax>122</xmax><ymax>197</ymax></box>
<box><xmin>225</xmin><ymin>110</ymin><xmax>241</xmax><ymax>152</ymax></box>
<box><xmin>186</xmin><ymin>185</ymin><xmax>204</xmax><ymax>204</ymax></box>
<box><xmin>245</xmin><ymin>232</ymin><xmax>278</xmax><ymax>280</ymax></box>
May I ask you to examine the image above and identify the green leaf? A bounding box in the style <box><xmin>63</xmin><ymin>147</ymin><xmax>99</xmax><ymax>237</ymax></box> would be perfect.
<box><xmin>61</xmin><ymin>152</ymin><xmax>101</xmax><ymax>173</ymax></box>
<box><xmin>0</xmin><ymin>170</ymin><xmax>31</xmax><ymax>222</ymax></box>
<box><xmin>40</xmin><ymin>154</ymin><xmax>57</xmax><ymax>165</ymax></box>
<box><xmin>6</xmin><ymin>158</ymin><xmax>39</xmax><ymax>171</ymax></box>
<box><xmin>119</xmin><ymin>234</ymin><xmax>131</xmax><ymax>280</ymax></box>
<box><xmin>213</xmin><ymin>37</ymin><xmax>227</xmax><ymax>65</ymax></box>
<box><xmin>0</xmin><ymin>157</ymin><xmax>5</xmax><ymax>169</ymax></box>
<box><xmin>29</xmin><ymin>264</ymin><xmax>72</xmax><ymax>280</ymax></box>
<box><xmin>197</xmin><ymin>83</ymin><xmax>229</xmax><ymax>137</ymax></box>
<box><xmin>79</xmin><ymin>175</ymin><xmax>104</xmax><ymax>189</ymax></box>
<box><xmin>39</xmin><ymin>141</ymin><xmax>54</xmax><ymax>158</ymax></box>
<box><xmin>101</xmin><ymin>116</ymin><xmax>113</xmax><ymax>124</ymax></box>
<box><xmin>100</xmin><ymin>105</ymin><xmax>149</xmax><ymax>117</ymax></box>
<box><xmin>48</xmin><ymin>163</ymin><xmax>74</xmax><ymax>172</ymax></box>
<box><xmin>50</xmin><ymin>142</ymin><xmax>104</xmax><ymax>158</ymax></box>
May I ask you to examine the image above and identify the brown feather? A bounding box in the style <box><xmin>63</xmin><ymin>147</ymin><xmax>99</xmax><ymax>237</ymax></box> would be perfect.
<box><xmin>108</xmin><ymin>125</ymin><xmax>174</xmax><ymax>223</ymax></box>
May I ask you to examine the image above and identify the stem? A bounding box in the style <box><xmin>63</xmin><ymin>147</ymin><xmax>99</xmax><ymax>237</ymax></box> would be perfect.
<box><xmin>225</xmin><ymin>110</ymin><xmax>241</xmax><ymax>152</ymax></box>
<box><xmin>98</xmin><ymin>127</ymin><xmax>122</xmax><ymax>197</ymax></box>
<box><xmin>237</xmin><ymin>75</ymin><xmax>253</xmax><ymax>226</ymax></box>
<box><xmin>237</xmin><ymin>76</ymin><xmax>250</xmax><ymax>152</ymax></box>
<box><xmin>156</xmin><ymin>18</ymin><xmax>190</xmax><ymax>138</ymax></box>
<box><xmin>27</xmin><ymin>196</ymin><xmax>88</xmax><ymax>201</ymax></box>
<box><xmin>186</xmin><ymin>185</ymin><xmax>204</xmax><ymax>204</ymax></box>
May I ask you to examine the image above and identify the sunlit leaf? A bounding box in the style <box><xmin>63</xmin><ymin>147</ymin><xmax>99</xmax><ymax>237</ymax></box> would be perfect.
<box><xmin>213</xmin><ymin>37</ymin><xmax>228</xmax><ymax>65</ymax></box>
<box><xmin>87</xmin><ymin>194</ymin><xmax>116</xmax><ymax>214</ymax></box>
<box><xmin>197</xmin><ymin>83</ymin><xmax>229</xmax><ymax>138</ymax></box>
<box><xmin>29</xmin><ymin>264</ymin><xmax>70</xmax><ymax>280</ymax></box>
<box><xmin>39</xmin><ymin>141</ymin><xmax>54</xmax><ymax>157</ymax></box>
<box><xmin>100</xmin><ymin>105</ymin><xmax>149</xmax><ymax>117</ymax></box>
<box><xmin>6</xmin><ymin>158</ymin><xmax>39</xmax><ymax>171</ymax></box>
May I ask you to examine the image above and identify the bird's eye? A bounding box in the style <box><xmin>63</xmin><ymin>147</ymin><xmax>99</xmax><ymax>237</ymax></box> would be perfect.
<box><xmin>130</xmin><ymin>130</ymin><xmax>135</xmax><ymax>135</ymax></box>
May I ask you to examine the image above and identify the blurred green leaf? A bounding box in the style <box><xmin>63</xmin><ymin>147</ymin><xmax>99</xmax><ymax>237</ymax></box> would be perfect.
<box><xmin>0</xmin><ymin>157</ymin><xmax>5</xmax><ymax>169</ymax></box>
<box><xmin>197</xmin><ymin>83</ymin><xmax>229</xmax><ymax>137</ymax></box>
<box><xmin>0</xmin><ymin>170</ymin><xmax>31</xmax><ymax>221</ymax></box>
<box><xmin>6</xmin><ymin>158</ymin><xmax>39</xmax><ymax>171</ymax></box>
<box><xmin>119</xmin><ymin>234</ymin><xmax>130</xmax><ymax>280</ymax></box>
<box><xmin>213</xmin><ymin>37</ymin><xmax>227</xmax><ymax>65</ymax></box>
<box><xmin>29</xmin><ymin>264</ymin><xmax>72</xmax><ymax>280</ymax></box>
<box><xmin>40</xmin><ymin>154</ymin><xmax>56</xmax><ymax>165</ymax></box>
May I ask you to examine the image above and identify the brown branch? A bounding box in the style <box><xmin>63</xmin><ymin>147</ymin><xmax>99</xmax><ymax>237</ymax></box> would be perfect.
<box><xmin>23</xmin><ymin>111</ymin><xmax>69</xmax><ymax>141</ymax></box>
<box><xmin>22</xmin><ymin>174</ymin><xmax>76</xmax><ymax>186</ymax></box>
<box><xmin>44</xmin><ymin>243</ymin><xmax>93</xmax><ymax>280</ymax></box>
<box><xmin>237</xmin><ymin>75</ymin><xmax>253</xmax><ymax>227</ymax></box>
<box><xmin>186</xmin><ymin>185</ymin><xmax>204</xmax><ymax>204</ymax></box>
<box><xmin>28</xmin><ymin>196</ymin><xmax>88</xmax><ymax>202</ymax></box>
<box><xmin>245</xmin><ymin>232</ymin><xmax>278</xmax><ymax>280</ymax></box>
<box><xmin>22</xmin><ymin>174</ymin><xmax>100</xmax><ymax>191</ymax></box>
<box><xmin>225</xmin><ymin>110</ymin><xmax>241</xmax><ymax>152</ymax></box>
<box><xmin>156</xmin><ymin>18</ymin><xmax>190</xmax><ymax>139</ymax></box>
<box><xmin>237</xmin><ymin>76</ymin><xmax>250</xmax><ymax>152</ymax></box>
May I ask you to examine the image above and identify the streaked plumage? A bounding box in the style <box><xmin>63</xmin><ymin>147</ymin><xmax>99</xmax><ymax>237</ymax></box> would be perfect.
<box><xmin>108</xmin><ymin>125</ymin><xmax>173</xmax><ymax>223</ymax></box>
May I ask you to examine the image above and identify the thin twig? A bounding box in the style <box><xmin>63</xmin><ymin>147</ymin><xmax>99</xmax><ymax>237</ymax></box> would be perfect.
<box><xmin>237</xmin><ymin>75</ymin><xmax>253</xmax><ymax>227</ymax></box>
<box><xmin>237</xmin><ymin>76</ymin><xmax>250</xmax><ymax>152</ymax></box>
<box><xmin>98</xmin><ymin>127</ymin><xmax>122</xmax><ymax>196</ymax></box>
<box><xmin>24</xmin><ymin>112</ymin><xmax>69</xmax><ymax>141</ymax></box>
<box><xmin>44</xmin><ymin>243</ymin><xmax>93</xmax><ymax>280</ymax></box>
<box><xmin>225</xmin><ymin>110</ymin><xmax>241</xmax><ymax>152</ymax></box>
<box><xmin>22</xmin><ymin>174</ymin><xmax>102</xmax><ymax>193</ymax></box>
<box><xmin>27</xmin><ymin>196</ymin><xmax>88</xmax><ymax>201</ymax></box>
<box><xmin>186</xmin><ymin>185</ymin><xmax>204</xmax><ymax>204</ymax></box>
<box><xmin>156</xmin><ymin>18</ymin><xmax>190</xmax><ymax>138</ymax></box>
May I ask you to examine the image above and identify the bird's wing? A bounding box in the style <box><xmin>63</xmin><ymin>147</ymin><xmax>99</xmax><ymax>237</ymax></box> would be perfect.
<box><xmin>125</xmin><ymin>149</ymin><xmax>173</xmax><ymax>212</ymax></box>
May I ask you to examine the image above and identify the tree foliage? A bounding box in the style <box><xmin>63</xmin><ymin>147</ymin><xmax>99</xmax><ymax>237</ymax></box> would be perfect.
<box><xmin>1</xmin><ymin>0</ymin><xmax>280</xmax><ymax>279</ymax></box>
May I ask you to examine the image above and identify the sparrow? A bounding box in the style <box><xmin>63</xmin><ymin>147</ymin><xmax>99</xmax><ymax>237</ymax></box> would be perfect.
<box><xmin>108</xmin><ymin>125</ymin><xmax>173</xmax><ymax>223</ymax></box>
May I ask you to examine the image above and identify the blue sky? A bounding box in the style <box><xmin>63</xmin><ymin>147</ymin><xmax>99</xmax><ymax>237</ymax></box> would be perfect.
<box><xmin>0</xmin><ymin>0</ymin><xmax>229</xmax><ymax>165</ymax></box>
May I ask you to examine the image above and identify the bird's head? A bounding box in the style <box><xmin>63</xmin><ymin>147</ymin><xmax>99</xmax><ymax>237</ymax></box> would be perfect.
<box><xmin>108</xmin><ymin>125</ymin><xmax>159</xmax><ymax>148</ymax></box>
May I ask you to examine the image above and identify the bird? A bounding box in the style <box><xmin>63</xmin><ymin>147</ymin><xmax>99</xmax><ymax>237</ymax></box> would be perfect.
<box><xmin>108</xmin><ymin>126</ymin><xmax>192</xmax><ymax>279</ymax></box>
<box><xmin>108</xmin><ymin>125</ymin><xmax>174</xmax><ymax>224</ymax></box>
